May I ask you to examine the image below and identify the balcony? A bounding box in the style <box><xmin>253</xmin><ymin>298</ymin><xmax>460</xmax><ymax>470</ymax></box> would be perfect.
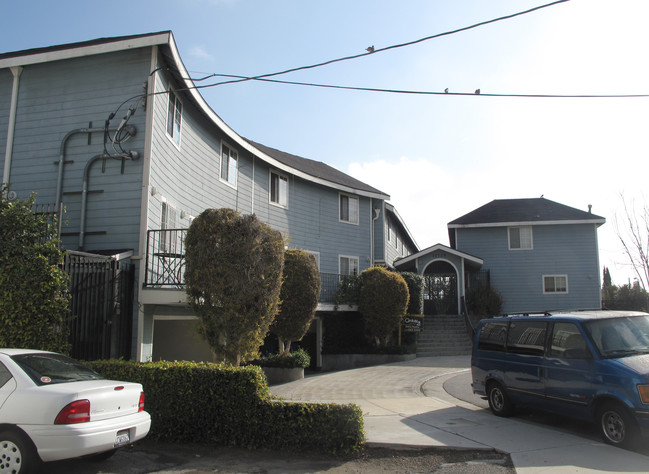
<box><xmin>144</xmin><ymin>229</ymin><xmax>359</xmax><ymax>308</ymax></box>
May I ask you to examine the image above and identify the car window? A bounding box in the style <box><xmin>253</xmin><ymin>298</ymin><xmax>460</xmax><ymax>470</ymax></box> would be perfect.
<box><xmin>584</xmin><ymin>315</ymin><xmax>649</xmax><ymax>358</ymax></box>
<box><xmin>11</xmin><ymin>353</ymin><xmax>103</xmax><ymax>386</ymax></box>
<box><xmin>0</xmin><ymin>362</ymin><xmax>12</xmax><ymax>388</ymax></box>
<box><xmin>478</xmin><ymin>321</ymin><xmax>508</xmax><ymax>352</ymax></box>
<box><xmin>549</xmin><ymin>322</ymin><xmax>592</xmax><ymax>359</ymax></box>
<box><xmin>507</xmin><ymin>321</ymin><xmax>547</xmax><ymax>356</ymax></box>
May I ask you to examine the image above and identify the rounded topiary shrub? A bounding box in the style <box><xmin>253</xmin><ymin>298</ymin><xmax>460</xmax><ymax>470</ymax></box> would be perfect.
<box><xmin>359</xmin><ymin>267</ymin><xmax>409</xmax><ymax>347</ymax></box>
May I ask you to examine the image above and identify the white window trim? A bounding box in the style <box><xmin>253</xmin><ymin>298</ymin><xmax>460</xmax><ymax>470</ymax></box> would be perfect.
<box><xmin>339</xmin><ymin>193</ymin><xmax>359</xmax><ymax>225</ymax></box>
<box><xmin>165</xmin><ymin>89</ymin><xmax>182</xmax><ymax>148</ymax></box>
<box><xmin>219</xmin><ymin>141</ymin><xmax>238</xmax><ymax>189</ymax></box>
<box><xmin>305</xmin><ymin>250</ymin><xmax>320</xmax><ymax>270</ymax></box>
<box><xmin>543</xmin><ymin>274</ymin><xmax>569</xmax><ymax>294</ymax></box>
<box><xmin>269</xmin><ymin>170</ymin><xmax>289</xmax><ymax>208</ymax></box>
<box><xmin>339</xmin><ymin>255</ymin><xmax>360</xmax><ymax>276</ymax></box>
<box><xmin>508</xmin><ymin>226</ymin><xmax>533</xmax><ymax>250</ymax></box>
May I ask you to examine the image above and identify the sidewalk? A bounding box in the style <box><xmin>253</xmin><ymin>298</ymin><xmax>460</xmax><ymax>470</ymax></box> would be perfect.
<box><xmin>270</xmin><ymin>356</ymin><xmax>649</xmax><ymax>473</ymax></box>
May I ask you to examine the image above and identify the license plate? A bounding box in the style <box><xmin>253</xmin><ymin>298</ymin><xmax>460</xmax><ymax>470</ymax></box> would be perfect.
<box><xmin>114</xmin><ymin>429</ymin><xmax>131</xmax><ymax>447</ymax></box>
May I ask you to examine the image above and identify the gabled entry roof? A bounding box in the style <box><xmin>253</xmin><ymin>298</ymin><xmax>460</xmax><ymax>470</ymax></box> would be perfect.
<box><xmin>394</xmin><ymin>243</ymin><xmax>483</xmax><ymax>271</ymax></box>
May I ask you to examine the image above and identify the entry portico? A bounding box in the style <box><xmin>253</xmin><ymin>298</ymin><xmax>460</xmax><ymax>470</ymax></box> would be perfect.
<box><xmin>394</xmin><ymin>243</ymin><xmax>483</xmax><ymax>315</ymax></box>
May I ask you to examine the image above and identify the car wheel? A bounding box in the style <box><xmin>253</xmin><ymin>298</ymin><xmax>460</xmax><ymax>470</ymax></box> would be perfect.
<box><xmin>597</xmin><ymin>402</ymin><xmax>639</xmax><ymax>449</ymax></box>
<box><xmin>487</xmin><ymin>381</ymin><xmax>514</xmax><ymax>417</ymax></box>
<box><xmin>0</xmin><ymin>429</ymin><xmax>40</xmax><ymax>474</ymax></box>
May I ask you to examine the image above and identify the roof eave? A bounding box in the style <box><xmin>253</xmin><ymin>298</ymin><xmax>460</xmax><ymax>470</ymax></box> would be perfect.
<box><xmin>448</xmin><ymin>218</ymin><xmax>606</xmax><ymax>229</ymax></box>
<box><xmin>0</xmin><ymin>32</ymin><xmax>172</xmax><ymax>68</ymax></box>
<box><xmin>164</xmin><ymin>35</ymin><xmax>389</xmax><ymax>200</ymax></box>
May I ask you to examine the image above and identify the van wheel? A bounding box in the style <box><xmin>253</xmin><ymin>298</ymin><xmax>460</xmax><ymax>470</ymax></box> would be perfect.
<box><xmin>487</xmin><ymin>382</ymin><xmax>514</xmax><ymax>417</ymax></box>
<box><xmin>597</xmin><ymin>402</ymin><xmax>639</xmax><ymax>449</ymax></box>
<box><xmin>0</xmin><ymin>429</ymin><xmax>40</xmax><ymax>474</ymax></box>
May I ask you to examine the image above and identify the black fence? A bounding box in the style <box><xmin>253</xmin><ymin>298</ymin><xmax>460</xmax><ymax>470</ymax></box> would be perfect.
<box><xmin>64</xmin><ymin>251</ymin><xmax>134</xmax><ymax>360</ymax></box>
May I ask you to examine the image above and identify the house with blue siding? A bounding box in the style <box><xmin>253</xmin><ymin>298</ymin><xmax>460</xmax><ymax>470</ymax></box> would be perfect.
<box><xmin>448</xmin><ymin>198</ymin><xmax>605</xmax><ymax>314</ymax></box>
<box><xmin>0</xmin><ymin>31</ymin><xmax>417</xmax><ymax>364</ymax></box>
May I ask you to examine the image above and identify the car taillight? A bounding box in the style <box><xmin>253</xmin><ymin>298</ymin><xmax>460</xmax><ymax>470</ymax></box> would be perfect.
<box><xmin>138</xmin><ymin>391</ymin><xmax>145</xmax><ymax>412</ymax></box>
<box><xmin>54</xmin><ymin>399</ymin><xmax>91</xmax><ymax>424</ymax></box>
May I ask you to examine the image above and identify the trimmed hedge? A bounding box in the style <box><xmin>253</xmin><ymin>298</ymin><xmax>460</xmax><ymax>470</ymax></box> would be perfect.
<box><xmin>87</xmin><ymin>359</ymin><xmax>364</xmax><ymax>453</ymax></box>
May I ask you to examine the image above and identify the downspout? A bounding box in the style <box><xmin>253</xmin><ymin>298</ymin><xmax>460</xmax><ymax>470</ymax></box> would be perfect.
<box><xmin>79</xmin><ymin>151</ymin><xmax>138</xmax><ymax>250</ymax></box>
<box><xmin>3</xmin><ymin>66</ymin><xmax>23</xmax><ymax>186</ymax></box>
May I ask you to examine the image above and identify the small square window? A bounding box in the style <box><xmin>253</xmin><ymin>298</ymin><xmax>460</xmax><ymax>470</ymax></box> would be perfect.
<box><xmin>509</xmin><ymin>226</ymin><xmax>533</xmax><ymax>250</ymax></box>
<box><xmin>544</xmin><ymin>275</ymin><xmax>568</xmax><ymax>294</ymax></box>
<box><xmin>220</xmin><ymin>143</ymin><xmax>238</xmax><ymax>187</ymax></box>
<box><xmin>339</xmin><ymin>255</ymin><xmax>359</xmax><ymax>275</ymax></box>
<box><xmin>270</xmin><ymin>171</ymin><xmax>288</xmax><ymax>207</ymax></box>
<box><xmin>340</xmin><ymin>194</ymin><xmax>359</xmax><ymax>224</ymax></box>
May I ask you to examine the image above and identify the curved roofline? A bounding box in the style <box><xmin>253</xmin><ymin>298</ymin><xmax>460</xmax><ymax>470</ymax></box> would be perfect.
<box><xmin>0</xmin><ymin>31</ymin><xmax>390</xmax><ymax>200</ymax></box>
<box><xmin>163</xmin><ymin>34</ymin><xmax>389</xmax><ymax>200</ymax></box>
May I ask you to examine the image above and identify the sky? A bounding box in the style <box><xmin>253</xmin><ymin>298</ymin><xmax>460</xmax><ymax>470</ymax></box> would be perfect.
<box><xmin>2</xmin><ymin>0</ymin><xmax>648</xmax><ymax>286</ymax></box>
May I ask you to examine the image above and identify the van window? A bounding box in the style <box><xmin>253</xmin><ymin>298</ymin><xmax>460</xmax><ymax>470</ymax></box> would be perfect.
<box><xmin>478</xmin><ymin>321</ymin><xmax>508</xmax><ymax>352</ymax></box>
<box><xmin>507</xmin><ymin>321</ymin><xmax>547</xmax><ymax>356</ymax></box>
<box><xmin>549</xmin><ymin>323</ymin><xmax>591</xmax><ymax>359</ymax></box>
<box><xmin>584</xmin><ymin>315</ymin><xmax>649</xmax><ymax>358</ymax></box>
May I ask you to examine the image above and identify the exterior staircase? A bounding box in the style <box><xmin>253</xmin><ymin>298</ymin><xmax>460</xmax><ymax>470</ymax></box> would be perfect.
<box><xmin>416</xmin><ymin>314</ymin><xmax>473</xmax><ymax>356</ymax></box>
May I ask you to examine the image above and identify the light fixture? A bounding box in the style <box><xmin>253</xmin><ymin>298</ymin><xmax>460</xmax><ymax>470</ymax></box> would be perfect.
<box><xmin>151</xmin><ymin>186</ymin><xmax>158</xmax><ymax>196</ymax></box>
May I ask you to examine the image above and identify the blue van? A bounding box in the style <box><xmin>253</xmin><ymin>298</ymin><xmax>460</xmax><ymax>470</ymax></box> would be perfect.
<box><xmin>471</xmin><ymin>310</ymin><xmax>649</xmax><ymax>448</ymax></box>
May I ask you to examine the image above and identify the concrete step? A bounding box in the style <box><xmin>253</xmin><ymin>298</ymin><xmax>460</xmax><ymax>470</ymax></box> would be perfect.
<box><xmin>416</xmin><ymin>314</ymin><xmax>473</xmax><ymax>357</ymax></box>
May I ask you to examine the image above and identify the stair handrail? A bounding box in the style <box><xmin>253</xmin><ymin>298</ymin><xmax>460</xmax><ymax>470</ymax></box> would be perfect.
<box><xmin>460</xmin><ymin>296</ymin><xmax>475</xmax><ymax>340</ymax></box>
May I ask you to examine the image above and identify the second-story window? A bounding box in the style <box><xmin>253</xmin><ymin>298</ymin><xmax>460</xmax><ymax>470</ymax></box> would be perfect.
<box><xmin>339</xmin><ymin>194</ymin><xmax>359</xmax><ymax>224</ymax></box>
<box><xmin>270</xmin><ymin>171</ymin><xmax>288</xmax><ymax>207</ymax></box>
<box><xmin>509</xmin><ymin>226</ymin><xmax>533</xmax><ymax>250</ymax></box>
<box><xmin>166</xmin><ymin>90</ymin><xmax>182</xmax><ymax>145</ymax></box>
<box><xmin>160</xmin><ymin>201</ymin><xmax>178</xmax><ymax>253</ymax></box>
<box><xmin>220</xmin><ymin>143</ymin><xmax>238</xmax><ymax>187</ymax></box>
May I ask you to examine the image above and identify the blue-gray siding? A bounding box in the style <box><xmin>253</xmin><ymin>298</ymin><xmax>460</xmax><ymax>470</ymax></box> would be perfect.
<box><xmin>455</xmin><ymin>224</ymin><xmax>602</xmax><ymax>313</ymax></box>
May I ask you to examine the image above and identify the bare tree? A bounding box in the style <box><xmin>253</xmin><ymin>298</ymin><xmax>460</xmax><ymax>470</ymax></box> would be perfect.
<box><xmin>615</xmin><ymin>196</ymin><xmax>649</xmax><ymax>290</ymax></box>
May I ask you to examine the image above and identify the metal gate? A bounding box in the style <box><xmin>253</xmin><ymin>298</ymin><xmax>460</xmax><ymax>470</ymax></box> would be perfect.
<box><xmin>64</xmin><ymin>252</ymin><xmax>134</xmax><ymax>360</ymax></box>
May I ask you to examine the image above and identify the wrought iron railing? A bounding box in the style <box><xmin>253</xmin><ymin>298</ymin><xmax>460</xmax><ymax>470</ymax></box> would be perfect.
<box><xmin>144</xmin><ymin>229</ymin><xmax>359</xmax><ymax>305</ymax></box>
<box><xmin>145</xmin><ymin>228</ymin><xmax>187</xmax><ymax>288</ymax></box>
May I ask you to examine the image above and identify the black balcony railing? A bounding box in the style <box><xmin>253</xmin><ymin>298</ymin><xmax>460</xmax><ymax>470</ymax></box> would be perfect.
<box><xmin>145</xmin><ymin>228</ymin><xmax>187</xmax><ymax>288</ymax></box>
<box><xmin>145</xmin><ymin>229</ymin><xmax>359</xmax><ymax>306</ymax></box>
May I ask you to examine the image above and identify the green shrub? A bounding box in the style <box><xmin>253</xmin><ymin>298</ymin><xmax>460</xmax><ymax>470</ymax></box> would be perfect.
<box><xmin>0</xmin><ymin>189</ymin><xmax>70</xmax><ymax>353</ymax></box>
<box><xmin>466</xmin><ymin>285</ymin><xmax>503</xmax><ymax>317</ymax></box>
<box><xmin>359</xmin><ymin>267</ymin><xmax>409</xmax><ymax>347</ymax></box>
<box><xmin>248</xmin><ymin>348</ymin><xmax>311</xmax><ymax>368</ymax></box>
<box><xmin>399</xmin><ymin>272</ymin><xmax>424</xmax><ymax>315</ymax></box>
<box><xmin>87</xmin><ymin>359</ymin><xmax>363</xmax><ymax>453</ymax></box>
<box><xmin>271</xmin><ymin>249</ymin><xmax>320</xmax><ymax>354</ymax></box>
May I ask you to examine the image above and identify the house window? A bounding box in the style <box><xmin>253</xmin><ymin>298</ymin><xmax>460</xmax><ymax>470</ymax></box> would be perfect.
<box><xmin>220</xmin><ymin>143</ymin><xmax>238</xmax><ymax>187</ymax></box>
<box><xmin>160</xmin><ymin>201</ymin><xmax>178</xmax><ymax>253</ymax></box>
<box><xmin>270</xmin><ymin>171</ymin><xmax>288</xmax><ymax>207</ymax></box>
<box><xmin>509</xmin><ymin>226</ymin><xmax>533</xmax><ymax>250</ymax></box>
<box><xmin>339</xmin><ymin>194</ymin><xmax>359</xmax><ymax>224</ymax></box>
<box><xmin>305</xmin><ymin>250</ymin><xmax>320</xmax><ymax>270</ymax></box>
<box><xmin>544</xmin><ymin>275</ymin><xmax>568</xmax><ymax>294</ymax></box>
<box><xmin>387</xmin><ymin>220</ymin><xmax>393</xmax><ymax>243</ymax></box>
<box><xmin>166</xmin><ymin>91</ymin><xmax>182</xmax><ymax>145</ymax></box>
<box><xmin>339</xmin><ymin>255</ymin><xmax>359</xmax><ymax>275</ymax></box>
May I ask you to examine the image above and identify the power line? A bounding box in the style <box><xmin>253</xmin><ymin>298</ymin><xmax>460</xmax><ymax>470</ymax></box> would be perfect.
<box><xmin>189</xmin><ymin>0</ymin><xmax>571</xmax><ymax>87</ymax></box>
<box><xmin>185</xmin><ymin>74</ymin><xmax>649</xmax><ymax>99</ymax></box>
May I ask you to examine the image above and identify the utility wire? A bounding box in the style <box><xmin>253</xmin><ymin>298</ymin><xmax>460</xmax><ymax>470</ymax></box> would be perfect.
<box><xmin>189</xmin><ymin>0</ymin><xmax>571</xmax><ymax>87</ymax></box>
<box><xmin>184</xmin><ymin>74</ymin><xmax>649</xmax><ymax>99</ymax></box>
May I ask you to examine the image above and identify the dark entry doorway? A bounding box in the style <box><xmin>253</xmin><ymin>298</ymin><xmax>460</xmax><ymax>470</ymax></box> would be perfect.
<box><xmin>424</xmin><ymin>260</ymin><xmax>458</xmax><ymax>315</ymax></box>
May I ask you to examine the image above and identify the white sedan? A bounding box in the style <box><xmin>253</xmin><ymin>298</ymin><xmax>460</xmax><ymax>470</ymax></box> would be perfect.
<box><xmin>0</xmin><ymin>348</ymin><xmax>151</xmax><ymax>473</ymax></box>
